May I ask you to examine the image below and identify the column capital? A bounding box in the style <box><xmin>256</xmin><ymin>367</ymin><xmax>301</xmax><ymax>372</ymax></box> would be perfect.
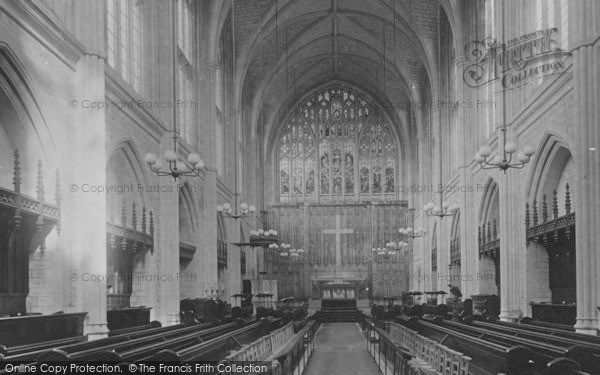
<box><xmin>231</xmin><ymin>105</ymin><xmax>241</xmax><ymax>114</ymax></box>
<box><xmin>205</xmin><ymin>59</ymin><xmax>219</xmax><ymax>70</ymax></box>
<box><xmin>416</xmin><ymin>133</ymin><xmax>426</xmax><ymax>141</ymax></box>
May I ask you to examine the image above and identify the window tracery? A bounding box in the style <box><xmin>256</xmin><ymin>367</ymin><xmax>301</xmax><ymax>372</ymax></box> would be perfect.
<box><xmin>278</xmin><ymin>87</ymin><xmax>398</xmax><ymax>202</ymax></box>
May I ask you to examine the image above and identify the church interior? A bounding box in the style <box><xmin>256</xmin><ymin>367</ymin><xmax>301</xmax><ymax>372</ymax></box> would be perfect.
<box><xmin>0</xmin><ymin>0</ymin><xmax>599</xmax><ymax>374</ymax></box>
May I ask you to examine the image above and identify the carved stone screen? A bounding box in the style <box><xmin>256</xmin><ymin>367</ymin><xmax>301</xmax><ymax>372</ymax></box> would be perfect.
<box><xmin>265</xmin><ymin>203</ymin><xmax>411</xmax><ymax>299</ymax></box>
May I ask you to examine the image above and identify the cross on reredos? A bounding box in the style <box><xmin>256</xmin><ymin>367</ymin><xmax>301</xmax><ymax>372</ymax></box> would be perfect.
<box><xmin>323</xmin><ymin>214</ymin><xmax>354</xmax><ymax>267</ymax></box>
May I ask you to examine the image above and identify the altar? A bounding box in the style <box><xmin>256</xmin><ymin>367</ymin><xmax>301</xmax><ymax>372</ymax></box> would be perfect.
<box><xmin>320</xmin><ymin>282</ymin><xmax>357</xmax><ymax>301</ymax></box>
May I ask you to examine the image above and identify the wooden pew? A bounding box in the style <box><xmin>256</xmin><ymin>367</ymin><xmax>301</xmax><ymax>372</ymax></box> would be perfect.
<box><xmin>0</xmin><ymin>312</ymin><xmax>87</xmax><ymax>347</ymax></box>
<box><xmin>491</xmin><ymin>319</ymin><xmax>600</xmax><ymax>345</ymax></box>
<box><xmin>425</xmin><ymin>317</ymin><xmax>598</xmax><ymax>374</ymax></box>
<box><xmin>521</xmin><ymin>317</ymin><xmax>575</xmax><ymax>331</ymax></box>
<box><xmin>265</xmin><ymin>321</ymin><xmax>317</xmax><ymax>375</ymax></box>
<box><xmin>108</xmin><ymin>320</ymin><xmax>161</xmax><ymax>336</ymax></box>
<box><xmin>77</xmin><ymin>321</ymin><xmax>251</xmax><ymax>362</ymax></box>
<box><xmin>0</xmin><ymin>321</ymin><xmax>214</xmax><ymax>362</ymax></box>
<box><xmin>395</xmin><ymin>316</ymin><xmax>535</xmax><ymax>375</ymax></box>
<box><xmin>37</xmin><ymin>322</ymin><xmax>242</xmax><ymax>361</ymax></box>
<box><xmin>0</xmin><ymin>336</ymin><xmax>86</xmax><ymax>357</ymax></box>
<box><xmin>469</xmin><ymin>320</ymin><xmax>600</xmax><ymax>349</ymax></box>
<box><xmin>151</xmin><ymin>320</ymin><xmax>272</xmax><ymax>362</ymax></box>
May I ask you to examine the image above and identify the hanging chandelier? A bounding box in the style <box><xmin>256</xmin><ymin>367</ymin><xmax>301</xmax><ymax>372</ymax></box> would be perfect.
<box><xmin>145</xmin><ymin>0</ymin><xmax>204</xmax><ymax>180</ymax></box>
<box><xmin>475</xmin><ymin>124</ymin><xmax>535</xmax><ymax>173</ymax></box>
<box><xmin>268</xmin><ymin>243</ymin><xmax>305</xmax><ymax>259</ymax></box>
<box><xmin>475</xmin><ymin>8</ymin><xmax>535</xmax><ymax>174</ymax></box>
<box><xmin>423</xmin><ymin>200</ymin><xmax>459</xmax><ymax>218</ymax></box>
<box><xmin>217</xmin><ymin>198</ymin><xmax>256</xmax><ymax>220</ymax></box>
<box><xmin>398</xmin><ymin>227</ymin><xmax>427</xmax><ymax>238</ymax></box>
<box><xmin>215</xmin><ymin>0</ymin><xmax>255</xmax><ymax>220</ymax></box>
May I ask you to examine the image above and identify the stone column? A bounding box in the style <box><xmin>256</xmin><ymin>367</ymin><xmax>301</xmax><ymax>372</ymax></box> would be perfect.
<box><xmin>454</xmin><ymin>56</ymin><xmax>478</xmax><ymax>298</ymax></box>
<box><xmin>202</xmin><ymin>60</ymin><xmax>219</xmax><ymax>294</ymax></box>
<box><xmin>68</xmin><ymin>0</ymin><xmax>107</xmax><ymax>338</ymax></box>
<box><xmin>570</xmin><ymin>0</ymin><xmax>600</xmax><ymax>334</ymax></box>
<box><xmin>416</xmin><ymin>133</ymin><xmax>431</xmax><ymax>293</ymax></box>
<box><xmin>152</xmin><ymin>135</ymin><xmax>181</xmax><ymax>326</ymax></box>
<box><xmin>498</xmin><ymin>168</ymin><xmax>523</xmax><ymax>322</ymax></box>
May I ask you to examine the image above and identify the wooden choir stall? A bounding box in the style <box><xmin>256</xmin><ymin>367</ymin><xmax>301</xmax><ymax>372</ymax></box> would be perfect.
<box><xmin>0</xmin><ymin>150</ymin><xmax>87</xmax><ymax>346</ymax></box>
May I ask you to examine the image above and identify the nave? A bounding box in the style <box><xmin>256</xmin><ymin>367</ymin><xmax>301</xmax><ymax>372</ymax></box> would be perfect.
<box><xmin>304</xmin><ymin>323</ymin><xmax>380</xmax><ymax>375</ymax></box>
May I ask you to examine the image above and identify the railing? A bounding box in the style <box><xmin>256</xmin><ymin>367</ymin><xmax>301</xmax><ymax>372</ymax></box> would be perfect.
<box><xmin>268</xmin><ymin>320</ymin><xmax>318</xmax><ymax>375</ymax></box>
<box><xmin>224</xmin><ymin>323</ymin><xmax>295</xmax><ymax>363</ymax></box>
<box><xmin>478</xmin><ymin>219</ymin><xmax>499</xmax><ymax>259</ymax></box>
<box><xmin>218</xmin><ymin>239</ymin><xmax>228</xmax><ymax>269</ymax></box>
<box><xmin>525</xmin><ymin>184</ymin><xmax>575</xmax><ymax>245</ymax></box>
<box><xmin>107</xmin><ymin>198</ymin><xmax>154</xmax><ymax>253</ymax></box>
<box><xmin>450</xmin><ymin>238</ymin><xmax>460</xmax><ymax>267</ymax></box>
<box><xmin>386</xmin><ymin>321</ymin><xmax>471</xmax><ymax>375</ymax></box>
<box><xmin>364</xmin><ymin>318</ymin><xmax>420</xmax><ymax>375</ymax></box>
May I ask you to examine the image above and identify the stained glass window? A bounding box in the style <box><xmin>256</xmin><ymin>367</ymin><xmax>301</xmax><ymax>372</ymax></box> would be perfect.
<box><xmin>278</xmin><ymin>86</ymin><xmax>398</xmax><ymax>202</ymax></box>
<box><xmin>106</xmin><ymin>0</ymin><xmax>142</xmax><ymax>92</ymax></box>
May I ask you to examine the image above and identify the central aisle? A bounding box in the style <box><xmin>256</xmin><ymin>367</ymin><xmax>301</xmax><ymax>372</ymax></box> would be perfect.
<box><xmin>304</xmin><ymin>322</ymin><xmax>381</xmax><ymax>375</ymax></box>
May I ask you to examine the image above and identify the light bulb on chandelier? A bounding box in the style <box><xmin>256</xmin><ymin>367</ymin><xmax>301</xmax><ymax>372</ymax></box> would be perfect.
<box><xmin>475</xmin><ymin>124</ymin><xmax>535</xmax><ymax>173</ymax></box>
<box><xmin>423</xmin><ymin>200</ymin><xmax>459</xmax><ymax>218</ymax></box>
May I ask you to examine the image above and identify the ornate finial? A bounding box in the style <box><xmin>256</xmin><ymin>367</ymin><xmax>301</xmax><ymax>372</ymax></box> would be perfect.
<box><xmin>150</xmin><ymin>210</ymin><xmax>155</xmax><ymax>237</ymax></box>
<box><xmin>121</xmin><ymin>238</ymin><xmax>128</xmax><ymax>252</ymax></box>
<box><xmin>13</xmin><ymin>149</ymin><xmax>21</xmax><ymax>193</ymax></box>
<box><xmin>487</xmin><ymin>221</ymin><xmax>492</xmax><ymax>242</ymax></box>
<box><xmin>55</xmin><ymin>169</ymin><xmax>61</xmax><ymax>236</ymax></box>
<box><xmin>109</xmin><ymin>233</ymin><xmax>117</xmax><ymax>249</ymax></box>
<box><xmin>121</xmin><ymin>197</ymin><xmax>127</xmax><ymax>227</ymax></box>
<box><xmin>525</xmin><ymin>202</ymin><xmax>530</xmax><ymax>228</ymax></box>
<box><xmin>552</xmin><ymin>189</ymin><xmax>559</xmax><ymax>219</ymax></box>
<box><xmin>478</xmin><ymin>226</ymin><xmax>482</xmax><ymax>246</ymax></box>
<box><xmin>54</xmin><ymin>169</ymin><xmax>61</xmax><ymax>204</ymax></box>
<box><xmin>565</xmin><ymin>183</ymin><xmax>571</xmax><ymax>214</ymax></box>
<box><xmin>36</xmin><ymin>160</ymin><xmax>44</xmax><ymax>201</ymax></box>
<box><xmin>131</xmin><ymin>202</ymin><xmax>137</xmax><ymax>231</ymax></box>
<box><xmin>542</xmin><ymin>194</ymin><xmax>548</xmax><ymax>222</ymax></box>
<box><xmin>532</xmin><ymin>199</ymin><xmax>538</xmax><ymax>226</ymax></box>
<box><xmin>109</xmin><ymin>199</ymin><xmax>115</xmax><ymax>223</ymax></box>
<box><xmin>480</xmin><ymin>225</ymin><xmax>485</xmax><ymax>246</ymax></box>
<box><xmin>493</xmin><ymin>219</ymin><xmax>497</xmax><ymax>239</ymax></box>
<box><xmin>142</xmin><ymin>206</ymin><xmax>147</xmax><ymax>234</ymax></box>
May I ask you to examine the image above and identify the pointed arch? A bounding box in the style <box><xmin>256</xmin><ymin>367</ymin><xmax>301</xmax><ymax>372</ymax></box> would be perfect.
<box><xmin>430</xmin><ymin>221</ymin><xmax>438</xmax><ymax>273</ymax></box>
<box><xmin>478</xmin><ymin>177</ymin><xmax>500</xmax><ymax>225</ymax></box>
<box><xmin>450</xmin><ymin>211</ymin><xmax>461</xmax><ymax>240</ymax></box>
<box><xmin>106</xmin><ymin>139</ymin><xmax>151</xmax><ymax>208</ymax></box>
<box><xmin>273</xmin><ymin>85</ymin><xmax>401</xmax><ymax>203</ymax></box>
<box><xmin>179</xmin><ymin>182</ymin><xmax>198</xmax><ymax>244</ymax></box>
<box><xmin>526</xmin><ymin>132</ymin><xmax>574</xmax><ymax>211</ymax></box>
<box><xmin>0</xmin><ymin>44</ymin><xmax>58</xmax><ymax>191</ymax></box>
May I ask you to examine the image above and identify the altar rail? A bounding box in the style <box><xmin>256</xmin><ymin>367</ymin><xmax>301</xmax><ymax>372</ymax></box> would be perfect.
<box><xmin>386</xmin><ymin>321</ymin><xmax>471</xmax><ymax>375</ymax></box>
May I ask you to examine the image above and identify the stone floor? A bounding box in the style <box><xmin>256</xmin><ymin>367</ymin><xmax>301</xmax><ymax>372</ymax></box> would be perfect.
<box><xmin>304</xmin><ymin>322</ymin><xmax>381</xmax><ymax>375</ymax></box>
